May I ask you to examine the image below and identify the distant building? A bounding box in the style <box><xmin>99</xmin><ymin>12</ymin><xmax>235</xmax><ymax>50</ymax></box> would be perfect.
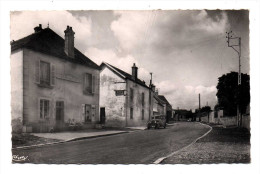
<box><xmin>152</xmin><ymin>93</ymin><xmax>165</xmax><ymax>117</ymax></box>
<box><xmin>99</xmin><ymin>62</ymin><xmax>153</xmax><ymax>127</ymax></box>
<box><xmin>11</xmin><ymin>25</ymin><xmax>100</xmax><ymax>132</ymax></box>
<box><xmin>158</xmin><ymin>95</ymin><xmax>173</xmax><ymax>123</ymax></box>
<box><xmin>173</xmin><ymin>109</ymin><xmax>193</xmax><ymax>121</ymax></box>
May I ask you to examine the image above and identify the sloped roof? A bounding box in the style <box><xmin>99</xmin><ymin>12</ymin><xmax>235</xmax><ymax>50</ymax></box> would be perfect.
<box><xmin>100</xmin><ymin>62</ymin><xmax>150</xmax><ymax>89</ymax></box>
<box><xmin>158</xmin><ymin>95</ymin><xmax>171</xmax><ymax>106</ymax></box>
<box><xmin>11</xmin><ymin>27</ymin><xmax>99</xmax><ymax>70</ymax></box>
<box><xmin>154</xmin><ymin>95</ymin><xmax>165</xmax><ymax>106</ymax></box>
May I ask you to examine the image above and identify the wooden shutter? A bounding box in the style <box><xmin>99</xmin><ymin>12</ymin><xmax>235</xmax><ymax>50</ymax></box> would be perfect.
<box><xmin>51</xmin><ymin>64</ymin><xmax>55</xmax><ymax>86</ymax></box>
<box><xmin>35</xmin><ymin>60</ymin><xmax>40</xmax><ymax>84</ymax></box>
<box><xmin>92</xmin><ymin>75</ymin><xmax>96</xmax><ymax>93</ymax></box>
<box><xmin>82</xmin><ymin>104</ymin><xmax>85</xmax><ymax>114</ymax></box>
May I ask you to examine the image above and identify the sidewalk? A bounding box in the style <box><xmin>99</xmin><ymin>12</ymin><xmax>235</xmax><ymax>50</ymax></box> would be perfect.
<box><xmin>162</xmin><ymin>124</ymin><xmax>250</xmax><ymax>164</ymax></box>
<box><xmin>32</xmin><ymin>130</ymin><xmax>128</xmax><ymax>141</ymax></box>
<box><xmin>12</xmin><ymin>128</ymin><xmax>134</xmax><ymax>149</ymax></box>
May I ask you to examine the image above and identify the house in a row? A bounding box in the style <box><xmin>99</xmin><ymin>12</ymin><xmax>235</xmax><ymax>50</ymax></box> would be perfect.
<box><xmin>11</xmin><ymin>25</ymin><xmax>100</xmax><ymax>132</ymax></box>
<box><xmin>158</xmin><ymin>95</ymin><xmax>173</xmax><ymax>123</ymax></box>
<box><xmin>152</xmin><ymin>91</ymin><xmax>166</xmax><ymax>118</ymax></box>
<box><xmin>11</xmin><ymin>24</ymin><xmax>174</xmax><ymax>132</ymax></box>
<box><xmin>99</xmin><ymin>62</ymin><xmax>154</xmax><ymax>127</ymax></box>
<box><xmin>152</xmin><ymin>90</ymin><xmax>173</xmax><ymax>123</ymax></box>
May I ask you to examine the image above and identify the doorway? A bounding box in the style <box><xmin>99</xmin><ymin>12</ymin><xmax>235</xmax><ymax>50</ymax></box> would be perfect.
<box><xmin>56</xmin><ymin>101</ymin><xmax>64</xmax><ymax>130</ymax></box>
<box><xmin>100</xmin><ymin>107</ymin><xmax>105</xmax><ymax>124</ymax></box>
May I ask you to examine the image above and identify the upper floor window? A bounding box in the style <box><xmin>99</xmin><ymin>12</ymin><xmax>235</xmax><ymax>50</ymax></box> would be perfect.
<box><xmin>142</xmin><ymin>92</ymin><xmax>145</xmax><ymax>107</ymax></box>
<box><xmin>40</xmin><ymin>61</ymin><xmax>50</xmax><ymax>85</ymax></box>
<box><xmin>83</xmin><ymin>73</ymin><xmax>96</xmax><ymax>94</ymax></box>
<box><xmin>130</xmin><ymin>88</ymin><xmax>134</xmax><ymax>103</ymax></box>
<box><xmin>35</xmin><ymin>60</ymin><xmax>55</xmax><ymax>87</ymax></box>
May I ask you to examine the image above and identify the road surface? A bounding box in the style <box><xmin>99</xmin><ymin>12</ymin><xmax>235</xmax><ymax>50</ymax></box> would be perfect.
<box><xmin>12</xmin><ymin>122</ymin><xmax>210</xmax><ymax>164</ymax></box>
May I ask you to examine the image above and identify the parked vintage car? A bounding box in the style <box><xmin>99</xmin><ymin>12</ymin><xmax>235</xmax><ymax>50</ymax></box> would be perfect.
<box><xmin>147</xmin><ymin>115</ymin><xmax>166</xmax><ymax>129</ymax></box>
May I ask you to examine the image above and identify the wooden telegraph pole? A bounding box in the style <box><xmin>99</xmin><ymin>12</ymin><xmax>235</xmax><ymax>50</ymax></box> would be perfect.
<box><xmin>226</xmin><ymin>31</ymin><xmax>242</xmax><ymax>127</ymax></box>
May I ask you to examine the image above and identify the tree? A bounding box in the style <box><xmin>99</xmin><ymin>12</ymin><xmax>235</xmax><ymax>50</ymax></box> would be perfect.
<box><xmin>200</xmin><ymin>106</ymin><xmax>211</xmax><ymax>113</ymax></box>
<box><xmin>200</xmin><ymin>106</ymin><xmax>211</xmax><ymax>123</ymax></box>
<box><xmin>216</xmin><ymin>72</ymin><xmax>250</xmax><ymax>116</ymax></box>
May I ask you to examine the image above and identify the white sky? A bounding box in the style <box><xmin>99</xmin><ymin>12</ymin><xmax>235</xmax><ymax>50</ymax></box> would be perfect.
<box><xmin>10</xmin><ymin>10</ymin><xmax>249</xmax><ymax>111</ymax></box>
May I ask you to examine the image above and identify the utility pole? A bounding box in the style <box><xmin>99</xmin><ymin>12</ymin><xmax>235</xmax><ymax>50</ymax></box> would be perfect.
<box><xmin>199</xmin><ymin>93</ymin><xmax>201</xmax><ymax>122</ymax></box>
<box><xmin>226</xmin><ymin>31</ymin><xmax>242</xmax><ymax>127</ymax></box>
<box><xmin>199</xmin><ymin>93</ymin><xmax>201</xmax><ymax>110</ymax></box>
<box><xmin>149</xmin><ymin>72</ymin><xmax>153</xmax><ymax>121</ymax></box>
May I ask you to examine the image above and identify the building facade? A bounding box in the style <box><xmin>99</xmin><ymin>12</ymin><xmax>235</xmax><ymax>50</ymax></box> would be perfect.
<box><xmin>11</xmin><ymin>25</ymin><xmax>100</xmax><ymax>132</ymax></box>
<box><xmin>99</xmin><ymin>62</ymin><xmax>153</xmax><ymax>127</ymax></box>
<box><xmin>158</xmin><ymin>95</ymin><xmax>173</xmax><ymax>123</ymax></box>
<box><xmin>152</xmin><ymin>94</ymin><xmax>166</xmax><ymax>117</ymax></box>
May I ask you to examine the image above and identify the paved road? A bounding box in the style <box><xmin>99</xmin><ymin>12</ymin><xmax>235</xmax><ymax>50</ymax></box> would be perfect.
<box><xmin>12</xmin><ymin>122</ymin><xmax>210</xmax><ymax>164</ymax></box>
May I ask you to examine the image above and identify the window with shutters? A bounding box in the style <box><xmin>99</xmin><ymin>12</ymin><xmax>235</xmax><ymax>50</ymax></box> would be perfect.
<box><xmin>40</xmin><ymin>99</ymin><xmax>50</xmax><ymax>119</ymax></box>
<box><xmin>83</xmin><ymin>73</ymin><xmax>95</xmax><ymax>94</ymax></box>
<box><xmin>40</xmin><ymin>61</ymin><xmax>50</xmax><ymax>86</ymax></box>
<box><xmin>35</xmin><ymin>60</ymin><xmax>55</xmax><ymax>88</ymax></box>
<box><xmin>130</xmin><ymin>88</ymin><xmax>134</xmax><ymax>104</ymax></box>
<box><xmin>142</xmin><ymin>92</ymin><xmax>145</xmax><ymax>107</ymax></box>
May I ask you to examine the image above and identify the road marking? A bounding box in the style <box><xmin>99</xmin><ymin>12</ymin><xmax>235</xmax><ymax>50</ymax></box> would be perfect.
<box><xmin>153</xmin><ymin>122</ymin><xmax>212</xmax><ymax>164</ymax></box>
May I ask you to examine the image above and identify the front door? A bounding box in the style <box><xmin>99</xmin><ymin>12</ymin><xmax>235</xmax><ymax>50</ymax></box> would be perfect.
<box><xmin>85</xmin><ymin>104</ymin><xmax>91</xmax><ymax>122</ymax></box>
<box><xmin>56</xmin><ymin>101</ymin><xmax>64</xmax><ymax>130</ymax></box>
<box><xmin>100</xmin><ymin>107</ymin><xmax>105</xmax><ymax>124</ymax></box>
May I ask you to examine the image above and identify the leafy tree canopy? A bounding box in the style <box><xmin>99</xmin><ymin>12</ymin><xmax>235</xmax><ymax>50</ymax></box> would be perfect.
<box><xmin>200</xmin><ymin>106</ymin><xmax>211</xmax><ymax>113</ymax></box>
<box><xmin>216</xmin><ymin>71</ymin><xmax>250</xmax><ymax>116</ymax></box>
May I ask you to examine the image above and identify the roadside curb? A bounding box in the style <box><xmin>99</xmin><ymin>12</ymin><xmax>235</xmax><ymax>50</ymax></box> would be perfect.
<box><xmin>12</xmin><ymin>131</ymin><xmax>130</xmax><ymax>150</ymax></box>
<box><xmin>153</xmin><ymin>122</ymin><xmax>212</xmax><ymax>164</ymax></box>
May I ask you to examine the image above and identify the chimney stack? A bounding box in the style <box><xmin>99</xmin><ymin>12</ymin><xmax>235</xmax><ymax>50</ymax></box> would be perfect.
<box><xmin>132</xmin><ymin>63</ymin><xmax>138</xmax><ymax>81</ymax></box>
<box><xmin>64</xmin><ymin>26</ymin><xmax>75</xmax><ymax>58</ymax></box>
<box><xmin>34</xmin><ymin>24</ymin><xmax>43</xmax><ymax>33</ymax></box>
<box><xmin>155</xmin><ymin>88</ymin><xmax>159</xmax><ymax>96</ymax></box>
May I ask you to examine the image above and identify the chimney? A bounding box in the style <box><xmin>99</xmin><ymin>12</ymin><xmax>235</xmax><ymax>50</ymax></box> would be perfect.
<box><xmin>150</xmin><ymin>84</ymin><xmax>156</xmax><ymax>92</ymax></box>
<box><xmin>34</xmin><ymin>24</ymin><xmax>43</xmax><ymax>33</ymax></box>
<box><xmin>132</xmin><ymin>63</ymin><xmax>138</xmax><ymax>81</ymax></box>
<box><xmin>155</xmin><ymin>88</ymin><xmax>159</xmax><ymax>96</ymax></box>
<box><xmin>64</xmin><ymin>26</ymin><xmax>75</xmax><ymax>58</ymax></box>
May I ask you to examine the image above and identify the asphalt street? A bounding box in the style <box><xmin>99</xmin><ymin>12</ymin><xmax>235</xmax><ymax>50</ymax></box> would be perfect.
<box><xmin>12</xmin><ymin>122</ymin><xmax>210</xmax><ymax>164</ymax></box>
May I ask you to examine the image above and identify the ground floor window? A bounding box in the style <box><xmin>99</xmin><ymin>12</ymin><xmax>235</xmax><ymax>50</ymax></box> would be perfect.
<box><xmin>40</xmin><ymin>99</ymin><xmax>50</xmax><ymax>119</ymax></box>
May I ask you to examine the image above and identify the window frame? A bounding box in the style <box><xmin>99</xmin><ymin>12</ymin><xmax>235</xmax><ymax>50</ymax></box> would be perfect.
<box><xmin>39</xmin><ymin>98</ymin><xmax>51</xmax><ymax>120</ymax></box>
<box><xmin>83</xmin><ymin>73</ymin><xmax>96</xmax><ymax>95</ymax></box>
<box><xmin>35</xmin><ymin>59</ymin><xmax>55</xmax><ymax>88</ymax></box>
<box><xmin>130</xmin><ymin>88</ymin><xmax>134</xmax><ymax>103</ymax></box>
<box><xmin>142</xmin><ymin>92</ymin><xmax>145</xmax><ymax>107</ymax></box>
<box><xmin>40</xmin><ymin>60</ymin><xmax>51</xmax><ymax>86</ymax></box>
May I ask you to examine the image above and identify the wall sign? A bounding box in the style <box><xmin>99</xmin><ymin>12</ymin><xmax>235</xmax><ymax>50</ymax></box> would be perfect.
<box><xmin>115</xmin><ymin>90</ymin><xmax>126</xmax><ymax>96</ymax></box>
